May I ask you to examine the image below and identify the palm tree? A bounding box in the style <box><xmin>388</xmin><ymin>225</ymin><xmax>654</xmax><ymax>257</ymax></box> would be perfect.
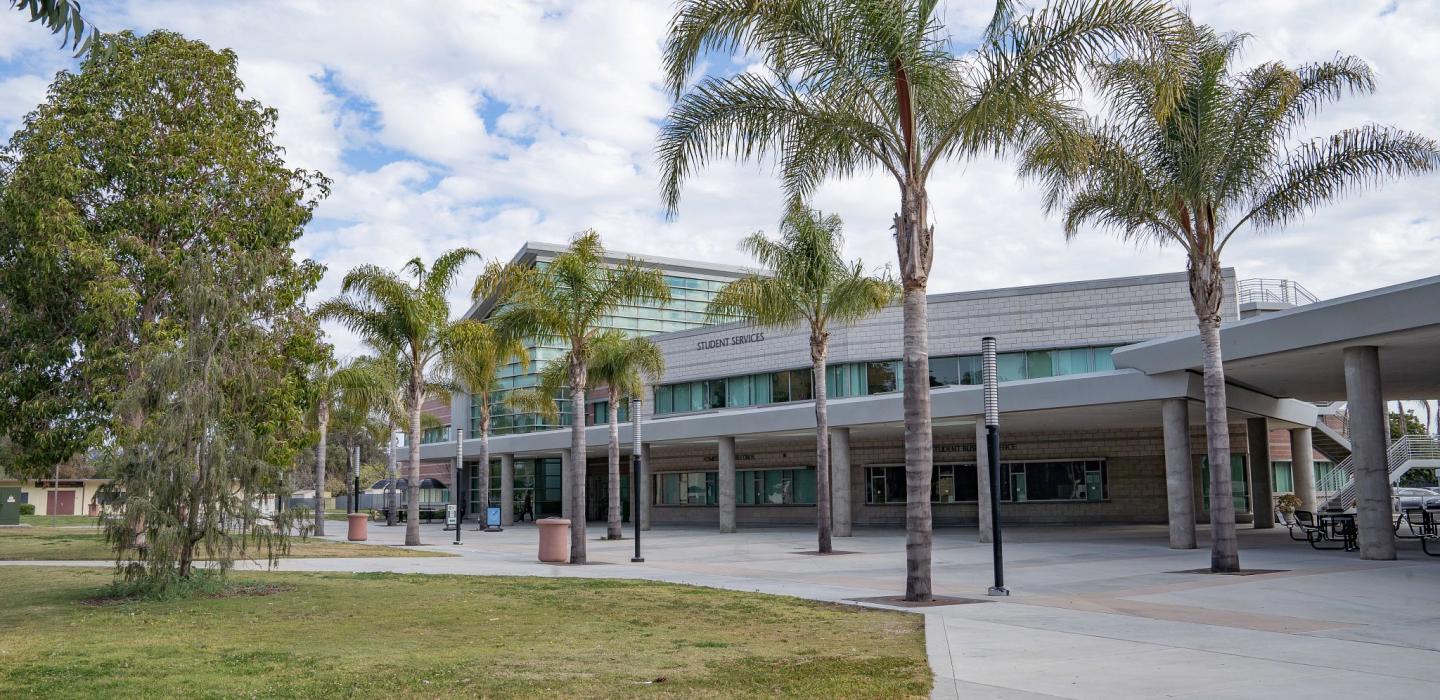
<box><xmin>438</xmin><ymin>321</ymin><xmax>528</xmax><ymax>529</ymax></box>
<box><xmin>1020</xmin><ymin>22</ymin><xmax>1439</xmax><ymax>571</ymax></box>
<box><xmin>475</xmin><ymin>231</ymin><xmax>670</xmax><ymax>563</ymax></box>
<box><xmin>317</xmin><ymin>249</ymin><xmax>479</xmax><ymax>545</ymax></box>
<box><xmin>658</xmin><ymin>0</ymin><xmax>1183</xmax><ymax>600</ymax></box>
<box><xmin>306</xmin><ymin>352</ymin><xmax>403</xmax><ymax>536</ymax></box>
<box><xmin>706</xmin><ymin>206</ymin><xmax>897</xmax><ymax>553</ymax></box>
<box><xmin>587</xmin><ymin>331</ymin><xmax>665</xmax><ymax>540</ymax></box>
<box><xmin>511</xmin><ymin>329</ymin><xmax>665</xmax><ymax>540</ymax></box>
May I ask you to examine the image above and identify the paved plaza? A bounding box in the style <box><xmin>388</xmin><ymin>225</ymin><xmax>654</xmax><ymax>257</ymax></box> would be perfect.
<box><xmin>10</xmin><ymin>522</ymin><xmax>1439</xmax><ymax>698</ymax></box>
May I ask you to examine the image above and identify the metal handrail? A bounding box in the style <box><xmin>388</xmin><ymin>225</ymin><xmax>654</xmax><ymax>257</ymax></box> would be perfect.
<box><xmin>1237</xmin><ymin>278</ymin><xmax>1319</xmax><ymax>307</ymax></box>
<box><xmin>1316</xmin><ymin>434</ymin><xmax>1440</xmax><ymax>508</ymax></box>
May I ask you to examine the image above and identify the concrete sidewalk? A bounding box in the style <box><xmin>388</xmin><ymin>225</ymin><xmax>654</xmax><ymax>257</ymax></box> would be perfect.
<box><xmin>7</xmin><ymin>522</ymin><xmax>1438</xmax><ymax>698</ymax></box>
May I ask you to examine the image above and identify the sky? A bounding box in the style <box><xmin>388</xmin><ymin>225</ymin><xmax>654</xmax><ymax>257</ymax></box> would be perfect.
<box><xmin>2</xmin><ymin>0</ymin><xmax>1438</xmax><ymax>359</ymax></box>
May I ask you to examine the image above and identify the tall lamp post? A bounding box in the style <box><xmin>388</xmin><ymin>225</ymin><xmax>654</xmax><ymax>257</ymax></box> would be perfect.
<box><xmin>351</xmin><ymin>445</ymin><xmax>361</xmax><ymax>516</ymax></box>
<box><xmin>631</xmin><ymin>396</ymin><xmax>644</xmax><ymax>563</ymax></box>
<box><xmin>982</xmin><ymin>336</ymin><xmax>1009</xmax><ymax>596</ymax></box>
<box><xmin>452</xmin><ymin>428</ymin><xmax>464</xmax><ymax>544</ymax></box>
<box><xmin>385</xmin><ymin>436</ymin><xmax>396</xmax><ymax>526</ymax></box>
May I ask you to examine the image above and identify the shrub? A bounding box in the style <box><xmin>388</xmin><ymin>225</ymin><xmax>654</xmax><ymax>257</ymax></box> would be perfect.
<box><xmin>19</xmin><ymin>503</ymin><xmax>36</xmax><ymax>516</ymax></box>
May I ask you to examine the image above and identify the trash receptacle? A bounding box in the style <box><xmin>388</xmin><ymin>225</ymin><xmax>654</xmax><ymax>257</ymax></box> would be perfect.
<box><xmin>347</xmin><ymin>512</ymin><xmax>368</xmax><ymax>542</ymax></box>
<box><xmin>537</xmin><ymin>518</ymin><xmax>570</xmax><ymax>562</ymax></box>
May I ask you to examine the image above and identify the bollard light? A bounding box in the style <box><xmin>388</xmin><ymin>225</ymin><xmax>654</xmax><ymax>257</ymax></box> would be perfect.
<box><xmin>982</xmin><ymin>336</ymin><xmax>1009</xmax><ymax>596</ymax></box>
<box><xmin>631</xmin><ymin>396</ymin><xmax>644</xmax><ymax>563</ymax></box>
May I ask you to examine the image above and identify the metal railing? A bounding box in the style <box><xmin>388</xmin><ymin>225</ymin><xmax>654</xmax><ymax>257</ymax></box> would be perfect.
<box><xmin>1316</xmin><ymin>434</ymin><xmax>1440</xmax><ymax>509</ymax></box>
<box><xmin>1237</xmin><ymin>278</ymin><xmax>1319</xmax><ymax>307</ymax></box>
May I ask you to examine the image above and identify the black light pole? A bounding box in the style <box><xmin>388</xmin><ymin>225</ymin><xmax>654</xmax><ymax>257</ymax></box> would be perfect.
<box><xmin>385</xmin><ymin>437</ymin><xmax>396</xmax><ymax>526</ymax></box>
<box><xmin>982</xmin><ymin>336</ymin><xmax>1009</xmax><ymax>596</ymax></box>
<box><xmin>351</xmin><ymin>445</ymin><xmax>361</xmax><ymax>516</ymax></box>
<box><xmin>631</xmin><ymin>397</ymin><xmax>644</xmax><ymax>563</ymax></box>
<box><xmin>453</xmin><ymin>428</ymin><xmax>464</xmax><ymax>545</ymax></box>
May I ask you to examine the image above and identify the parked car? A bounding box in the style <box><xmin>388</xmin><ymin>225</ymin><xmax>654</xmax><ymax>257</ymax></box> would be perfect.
<box><xmin>1393</xmin><ymin>487</ymin><xmax>1440</xmax><ymax>510</ymax></box>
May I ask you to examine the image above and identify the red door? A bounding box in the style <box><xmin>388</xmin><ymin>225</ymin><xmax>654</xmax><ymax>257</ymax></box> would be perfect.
<box><xmin>47</xmin><ymin>490</ymin><xmax>75</xmax><ymax>515</ymax></box>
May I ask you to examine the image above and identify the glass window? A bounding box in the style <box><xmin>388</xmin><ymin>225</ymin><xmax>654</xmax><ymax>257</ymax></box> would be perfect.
<box><xmin>789</xmin><ymin>369</ymin><xmax>812</xmax><ymax>401</ymax></box>
<box><xmin>1001</xmin><ymin>460</ymin><xmax>1107</xmax><ymax>502</ymax></box>
<box><xmin>655</xmin><ymin>471</ymin><xmax>718</xmax><ymax>506</ymax></box>
<box><xmin>1272</xmin><ymin>461</ymin><xmax>1294</xmax><ymax>492</ymax></box>
<box><xmin>1025</xmin><ymin>350</ymin><xmax>1054</xmax><ymax>379</ymax></box>
<box><xmin>673</xmin><ymin>382</ymin><xmax>690</xmax><ymax>413</ymax></box>
<box><xmin>727</xmin><ymin>375</ymin><xmax>752</xmax><ymax>407</ymax></box>
<box><xmin>707</xmin><ymin>380</ymin><xmax>727</xmax><ymax>409</ymax></box>
<box><xmin>689</xmin><ymin>382</ymin><xmax>706</xmax><ymax>412</ymax></box>
<box><xmin>865</xmin><ymin>463</ymin><xmax>978</xmax><ymax>504</ymax></box>
<box><xmin>1201</xmin><ymin>454</ymin><xmax>1249</xmax><ymax>512</ymax></box>
<box><xmin>1050</xmin><ymin>348</ymin><xmax>1092</xmax><ymax>376</ymax></box>
<box><xmin>866</xmin><ymin>361</ymin><xmax>899</xmax><ymax>394</ymax></box>
<box><xmin>771</xmin><ymin>372</ymin><xmax>790</xmax><ymax>403</ymax></box>
<box><xmin>751</xmin><ymin>373</ymin><xmax>773</xmax><ymax>404</ymax></box>
<box><xmin>929</xmin><ymin>356</ymin><xmax>960</xmax><ymax>387</ymax></box>
<box><xmin>997</xmin><ymin>353</ymin><xmax>1027</xmax><ymax>382</ymax></box>
<box><xmin>1092</xmin><ymin>347</ymin><xmax>1116</xmax><ymax>371</ymax></box>
<box><xmin>956</xmin><ymin>355</ymin><xmax>983</xmax><ymax>385</ymax></box>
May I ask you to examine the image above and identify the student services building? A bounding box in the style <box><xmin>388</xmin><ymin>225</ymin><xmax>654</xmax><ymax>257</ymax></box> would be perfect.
<box><xmin>412</xmin><ymin>242</ymin><xmax>1439</xmax><ymax>547</ymax></box>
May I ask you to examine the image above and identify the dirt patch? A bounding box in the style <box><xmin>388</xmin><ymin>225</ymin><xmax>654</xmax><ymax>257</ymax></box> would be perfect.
<box><xmin>81</xmin><ymin>582</ymin><xmax>295</xmax><ymax>606</ymax></box>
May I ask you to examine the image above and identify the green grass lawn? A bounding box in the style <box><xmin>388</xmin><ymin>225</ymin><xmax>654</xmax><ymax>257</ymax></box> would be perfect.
<box><xmin>19</xmin><ymin>514</ymin><xmax>103</xmax><ymax>527</ymax></box>
<box><xmin>0</xmin><ymin>528</ymin><xmax>451</xmax><ymax>561</ymax></box>
<box><xmin>0</xmin><ymin>567</ymin><xmax>929</xmax><ymax>698</ymax></box>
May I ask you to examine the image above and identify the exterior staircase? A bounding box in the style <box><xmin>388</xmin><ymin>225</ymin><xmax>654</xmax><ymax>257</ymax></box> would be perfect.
<box><xmin>1311</xmin><ymin>418</ymin><xmax>1352</xmax><ymax>463</ymax></box>
<box><xmin>1316</xmin><ymin>434</ymin><xmax>1440</xmax><ymax>510</ymax></box>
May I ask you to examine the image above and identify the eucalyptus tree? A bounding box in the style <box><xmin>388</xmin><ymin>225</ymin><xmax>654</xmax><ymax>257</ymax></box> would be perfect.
<box><xmin>707</xmin><ymin>206</ymin><xmax>897</xmax><ymax>553</ymax></box>
<box><xmin>475</xmin><ymin>231</ymin><xmax>669</xmax><ymax>563</ymax></box>
<box><xmin>317</xmin><ymin>249</ymin><xmax>479</xmax><ymax>545</ymax></box>
<box><xmin>658</xmin><ymin>0</ymin><xmax>1182</xmax><ymax>599</ymax></box>
<box><xmin>1021</xmin><ymin>21</ymin><xmax>1439</xmax><ymax>570</ymax></box>
<box><xmin>511</xmin><ymin>329</ymin><xmax>665</xmax><ymax>540</ymax></box>
<box><xmin>437</xmin><ymin>321</ymin><xmax>528</xmax><ymax>528</ymax></box>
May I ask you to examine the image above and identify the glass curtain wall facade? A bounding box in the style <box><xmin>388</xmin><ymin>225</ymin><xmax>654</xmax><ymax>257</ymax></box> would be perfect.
<box><xmin>655</xmin><ymin>345</ymin><xmax>1120</xmax><ymax>415</ymax></box>
<box><xmin>477</xmin><ymin>265</ymin><xmax>741</xmax><ymax>435</ymax></box>
<box><xmin>468</xmin><ymin>457</ymin><xmax>563</xmax><ymax>518</ymax></box>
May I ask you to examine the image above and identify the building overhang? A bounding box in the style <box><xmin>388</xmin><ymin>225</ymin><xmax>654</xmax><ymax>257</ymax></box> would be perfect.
<box><xmin>418</xmin><ymin>369</ymin><xmax>1315</xmax><ymax>460</ymax></box>
<box><xmin>1112</xmin><ymin>274</ymin><xmax>1440</xmax><ymax>401</ymax></box>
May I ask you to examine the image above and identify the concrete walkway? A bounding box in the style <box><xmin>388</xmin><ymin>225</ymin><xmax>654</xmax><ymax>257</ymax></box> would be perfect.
<box><xmin>7</xmin><ymin>522</ymin><xmax>1439</xmax><ymax>698</ymax></box>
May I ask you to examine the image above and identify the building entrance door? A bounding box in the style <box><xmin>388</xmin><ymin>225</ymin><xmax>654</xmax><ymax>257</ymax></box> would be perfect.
<box><xmin>585</xmin><ymin>473</ymin><xmax>630</xmax><ymax>523</ymax></box>
<box><xmin>47</xmin><ymin>489</ymin><xmax>75</xmax><ymax>516</ymax></box>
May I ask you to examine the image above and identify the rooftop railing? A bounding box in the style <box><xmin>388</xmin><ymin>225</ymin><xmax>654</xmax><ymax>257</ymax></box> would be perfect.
<box><xmin>1237</xmin><ymin>278</ymin><xmax>1319</xmax><ymax>307</ymax></box>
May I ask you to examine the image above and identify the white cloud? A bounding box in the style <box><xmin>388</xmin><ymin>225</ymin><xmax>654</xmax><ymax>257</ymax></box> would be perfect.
<box><xmin>0</xmin><ymin>0</ymin><xmax>1435</xmax><ymax>358</ymax></box>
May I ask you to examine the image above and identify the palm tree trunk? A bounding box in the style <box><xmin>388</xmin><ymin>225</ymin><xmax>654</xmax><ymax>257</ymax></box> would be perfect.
<box><xmin>314</xmin><ymin>400</ymin><xmax>328</xmax><ymax>537</ymax></box>
<box><xmin>477</xmin><ymin>404</ymin><xmax>490</xmax><ymax>528</ymax></box>
<box><xmin>405</xmin><ymin>370</ymin><xmax>422</xmax><ymax>546</ymax></box>
<box><xmin>608</xmin><ymin>396</ymin><xmax>622</xmax><ymax>540</ymax></box>
<box><xmin>569</xmin><ymin>354</ymin><xmax>588</xmax><ymax>563</ymax></box>
<box><xmin>1191</xmin><ymin>252</ymin><xmax>1238</xmax><ymax>572</ymax></box>
<box><xmin>897</xmin><ymin>184</ymin><xmax>934</xmax><ymax>601</ymax></box>
<box><xmin>812</xmin><ymin>332</ymin><xmax>832</xmax><ymax>553</ymax></box>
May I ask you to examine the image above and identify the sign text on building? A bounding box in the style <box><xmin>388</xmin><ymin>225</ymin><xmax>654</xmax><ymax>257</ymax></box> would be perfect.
<box><xmin>696</xmin><ymin>332</ymin><xmax>765</xmax><ymax>352</ymax></box>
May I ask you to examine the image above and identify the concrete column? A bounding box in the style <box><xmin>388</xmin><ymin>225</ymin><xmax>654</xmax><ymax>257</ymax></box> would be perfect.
<box><xmin>1247</xmin><ymin>417</ymin><xmax>1275</xmax><ymax>528</ymax></box>
<box><xmin>975</xmin><ymin>420</ymin><xmax>993</xmax><ymax>543</ymax></box>
<box><xmin>1162</xmin><ymin>398</ymin><xmax>1197</xmax><ymax>548</ymax></box>
<box><xmin>640</xmin><ymin>443</ymin><xmax>652</xmax><ymax>531</ymax></box>
<box><xmin>718</xmin><ymin>436</ymin><xmax>736</xmax><ymax>533</ymax></box>
<box><xmin>560</xmin><ymin>449</ymin><xmax>572</xmax><ymax>521</ymax></box>
<box><xmin>1289</xmin><ymin>428</ymin><xmax>1317</xmax><ymax>512</ymax></box>
<box><xmin>830</xmin><ymin>427</ymin><xmax>852</xmax><ymax>537</ymax></box>
<box><xmin>1344</xmin><ymin>346</ymin><xmax>1395</xmax><ymax>560</ymax></box>
<box><xmin>499</xmin><ymin>454</ymin><xmax>515</xmax><ymax>526</ymax></box>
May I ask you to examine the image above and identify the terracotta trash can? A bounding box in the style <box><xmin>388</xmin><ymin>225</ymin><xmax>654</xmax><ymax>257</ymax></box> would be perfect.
<box><xmin>537</xmin><ymin>518</ymin><xmax>571</xmax><ymax>562</ymax></box>
<box><xmin>347</xmin><ymin>512</ymin><xmax>368</xmax><ymax>542</ymax></box>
